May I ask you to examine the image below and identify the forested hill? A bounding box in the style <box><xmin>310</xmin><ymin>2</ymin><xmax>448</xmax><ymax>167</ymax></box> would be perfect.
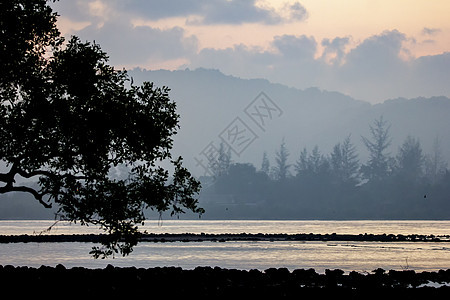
<box><xmin>128</xmin><ymin>68</ymin><xmax>450</xmax><ymax>172</ymax></box>
<box><xmin>128</xmin><ymin>68</ymin><xmax>450</xmax><ymax>220</ymax></box>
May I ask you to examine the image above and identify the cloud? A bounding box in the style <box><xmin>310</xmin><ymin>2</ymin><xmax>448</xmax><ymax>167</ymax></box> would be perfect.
<box><xmin>286</xmin><ymin>2</ymin><xmax>308</xmax><ymax>22</ymax></box>
<box><xmin>422</xmin><ymin>27</ymin><xmax>441</xmax><ymax>36</ymax></box>
<box><xmin>52</xmin><ymin>0</ymin><xmax>96</xmax><ymax>22</ymax></box>
<box><xmin>409</xmin><ymin>52</ymin><xmax>450</xmax><ymax>97</ymax></box>
<box><xmin>112</xmin><ymin>0</ymin><xmax>203</xmax><ymax>20</ymax></box>
<box><xmin>190</xmin><ymin>34</ymin><xmax>323</xmax><ymax>89</ymax></box>
<box><xmin>103</xmin><ymin>0</ymin><xmax>308</xmax><ymax>25</ymax></box>
<box><xmin>195</xmin><ymin>0</ymin><xmax>282</xmax><ymax>25</ymax></box>
<box><xmin>321</xmin><ymin>37</ymin><xmax>350</xmax><ymax>65</ymax></box>
<box><xmin>323</xmin><ymin>31</ymin><xmax>411</xmax><ymax>100</ymax></box>
<box><xmin>50</xmin><ymin>1</ymin><xmax>450</xmax><ymax>103</ymax></box>
<box><xmin>190</xmin><ymin>44</ymin><xmax>276</xmax><ymax>79</ymax></box>
<box><xmin>75</xmin><ymin>19</ymin><xmax>198</xmax><ymax>68</ymax></box>
<box><xmin>321</xmin><ymin>30</ymin><xmax>450</xmax><ymax>101</ymax></box>
<box><xmin>273</xmin><ymin>34</ymin><xmax>317</xmax><ymax>59</ymax></box>
<box><xmin>340</xmin><ymin>30</ymin><xmax>408</xmax><ymax>78</ymax></box>
<box><xmin>190</xmin><ymin>30</ymin><xmax>450</xmax><ymax>102</ymax></box>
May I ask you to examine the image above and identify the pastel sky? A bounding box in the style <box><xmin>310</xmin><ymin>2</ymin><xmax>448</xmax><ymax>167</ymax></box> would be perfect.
<box><xmin>51</xmin><ymin>0</ymin><xmax>450</xmax><ymax>103</ymax></box>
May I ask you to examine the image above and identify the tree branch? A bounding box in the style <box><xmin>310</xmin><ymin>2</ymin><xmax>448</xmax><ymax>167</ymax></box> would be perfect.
<box><xmin>0</xmin><ymin>163</ymin><xmax>80</xmax><ymax>209</ymax></box>
<box><xmin>0</xmin><ymin>163</ymin><xmax>87</xmax><ymax>184</ymax></box>
<box><xmin>16</xmin><ymin>168</ymin><xmax>58</xmax><ymax>180</ymax></box>
<box><xmin>0</xmin><ymin>184</ymin><xmax>52</xmax><ymax>208</ymax></box>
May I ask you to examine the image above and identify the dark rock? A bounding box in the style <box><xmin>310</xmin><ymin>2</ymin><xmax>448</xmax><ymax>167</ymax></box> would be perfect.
<box><xmin>0</xmin><ymin>265</ymin><xmax>450</xmax><ymax>298</ymax></box>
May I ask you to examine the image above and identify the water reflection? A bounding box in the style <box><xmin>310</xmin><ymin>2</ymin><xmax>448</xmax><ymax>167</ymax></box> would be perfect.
<box><xmin>1</xmin><ymin>240</ymin><xmax>449</xmax><ymax>273</ymax></box>
<box><xmin>2</xmin><ymin>220</ymin><xmax>450</xmax><ymax>236</ymax></box>
<box><xmin>1</xmin><ymin>220</ymin><xmax>449</xmax><ymax>273</ymax></box>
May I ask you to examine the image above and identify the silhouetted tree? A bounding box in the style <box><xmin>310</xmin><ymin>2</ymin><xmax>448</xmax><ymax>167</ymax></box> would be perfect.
<box><xmin>209</xmin><ymin>142</ymin><xmax>231</xmax><ymax>178</ymax></box>
<box><xmin>395</xmin><ymin>136</ymin><xmax>424</xmax><ymax>183</ymax></box>
<box><xmin>215</xmin><ymin>163</ymin><xmax>269</xmax><ymax>202</ymax></box>
<box><xmin>425</xmin><ymin>135</ymin><xmax>448</xmax><ymax>184</ymax></box>
<box><xmin>0</xmin><ymin>0</ymin><xmax>61</xmax><ymax>102</ymax></box>
<box><xmin>295</xmin><ymin>145</ymin><xmax>329</xmax><ymax>177</ymax></box>
<box><xmin>330</xmin><ymin>135</ymin><xmax>360</xmax><ymax>185</ymax></box>
<box><xmin>361</xmin><ymin>116</ymin><xmax>393</xmax><ymax>181</ymax></box>
<box><xmin>0</xmin><ymin>0</ymin><xmax>203</xmax><ymax>258</ymax></box>
<box><xmin>273</xmin><ymin>139</ymin><xmax>291</xmax><ymax>181</ymax></box>
<box><xmin>294</xmin><ymin>148</ymin><xmax>309</xmax><ymax>176</ymax></box>
<box><xmin>261</xmin><ymin>151</ymin><xmax>270</xmax><ymax>175</ymax></box>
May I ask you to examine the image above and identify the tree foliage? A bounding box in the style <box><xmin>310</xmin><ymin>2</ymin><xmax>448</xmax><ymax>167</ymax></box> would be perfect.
<box><xmin>209</xmin><ymin>142</ymin><xmax>231</xmax><ymax>179</ymax></box>
<box><xmin>273</xmin><ymin>139</ymin><xmax>290</xmax><ymax>181</ymax></box>
<box><xmin>199</xmin><ymin>121</ymin><xmax>449</xmax><ymax>219</ymax></box>
<box><xmin>425</xmin><ymin>136</ymin><xmax>448</xmax><ymax>184</ymax></box>
<box><xmin>395</xmin><ymin>136</ymin><xmax>424</xmax><ymax>183</ymax></box>
<box><xmin>361</xmin><ymin>116</ymin><xmax>393</xmax><ymax>181</ymax></box>
<box><xmin>330</xmin><ymin>135</ymin><xmax>359</xmax><ymax>185</ymax></box>
<box><xmin>260</xmin><ymin>151</ymin><xmax>270</xmax><ymax>175</ymax></box>
<box><xmin>295</xmin><ymin>145</ymin><xmax>330</xmax><ymax>177</ymax></box>
<box><xmin>0</xmin><ymin>0</ymin><xmax>203</xmax><ymax>258</ymax></box>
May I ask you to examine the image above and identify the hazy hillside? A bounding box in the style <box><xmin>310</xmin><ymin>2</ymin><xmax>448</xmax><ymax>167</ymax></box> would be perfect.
<box><xmin>128</xmin><ymin>68</ymin><xmax>450</xmax><ymax>176</ymax></box>
<box><xmin>1</xmin><ymin>68</ymin><xmax>449</xmax><ymax>220</ymax></box>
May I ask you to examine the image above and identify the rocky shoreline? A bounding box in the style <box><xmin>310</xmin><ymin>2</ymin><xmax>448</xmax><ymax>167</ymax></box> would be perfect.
<box><xmin>1</xmin><ymin>232</ymin><xmax>449</xmax><ymax>243</ymax></box>
<box><xmin>2</xmin><ymin>233</ymin><xmax>449</xmax><ymax>298</ymax></box>
<box><xmin>1</xmin><ymin>264</ymin><xmax>449</xmax><ymax>298</ymax></box>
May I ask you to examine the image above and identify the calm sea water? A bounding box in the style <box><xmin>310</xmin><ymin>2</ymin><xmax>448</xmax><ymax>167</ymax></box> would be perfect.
<box><xmin>1</xmin><ymin>220</ymin><xmax>449</xmax><ymax>273</ymax></box>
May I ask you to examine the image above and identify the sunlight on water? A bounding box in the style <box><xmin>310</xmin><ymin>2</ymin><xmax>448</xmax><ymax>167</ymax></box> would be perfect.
<box><xmin>0</xmin><ymin>240</ymin><xmax>449</xmax><ymax>273</ymax></box>
<box><xmin>1</xmin><ymin>219</ymin><xmax>450</xmax><ymax>236</ymax></box>
<box><xmin>1</xmin><ymin>220</ymin><xmax>449</xmax><ymax>273</ymax></box>
<box><xmin>140</xmin><ymin>220</ymin><xmax>450</xmax><ymax>236</ymax></box>
<box><xmin>129</xmin><ymin>241</ymin><xmax>450</xmax><ymax>273</ymax></box>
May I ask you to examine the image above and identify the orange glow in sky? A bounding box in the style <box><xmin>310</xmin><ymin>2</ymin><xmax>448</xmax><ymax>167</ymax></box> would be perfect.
<box><xmin>298</xmin><ymin>0</ymin><xmax>450</xmax><ymax>57</ymax></box>
<box><xmin>56</xmin><ymin>0</ymin><xmax>450</xmax><ymax>59</ymax></box>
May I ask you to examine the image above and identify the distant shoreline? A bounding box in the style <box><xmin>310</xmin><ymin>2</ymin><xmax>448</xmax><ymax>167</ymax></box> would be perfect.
<box><xmin>1</xmin><ymin>232</ymin><xmax>449</xmax><ymax>243</ymax></box>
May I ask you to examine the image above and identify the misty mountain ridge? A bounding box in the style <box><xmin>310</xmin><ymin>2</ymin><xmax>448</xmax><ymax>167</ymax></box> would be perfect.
<box><xmin>2</xmin><ymin>67</ymin><xmax>449</xmax><ymax>220</ymax></box>
<box><xmin>128</xmin><ymin>67</ymin><xmax>450</xmax><ymax>176</ymax></box>
<box><xmin>127</xmin><ymin>67</ymin><xmax>450</xmax><ymax>220</ymax></box>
